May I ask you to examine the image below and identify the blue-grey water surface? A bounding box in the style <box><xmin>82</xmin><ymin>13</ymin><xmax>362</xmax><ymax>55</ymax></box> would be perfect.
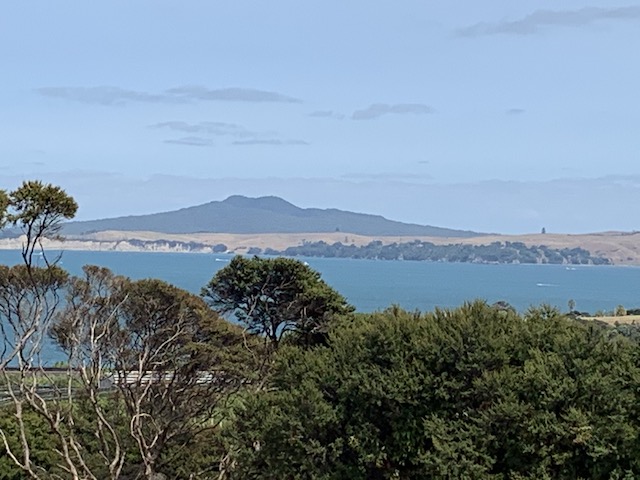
<box><xmin>1</xmin><ymin>250</ymin><xmax>638</xmax><ymax>314</ymax></box>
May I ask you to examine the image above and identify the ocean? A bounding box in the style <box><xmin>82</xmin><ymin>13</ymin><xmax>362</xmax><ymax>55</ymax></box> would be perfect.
<box><xmin>0</xmin><ymin>249</ymin><xmax>638</xmax><ymax>314</ymax></box>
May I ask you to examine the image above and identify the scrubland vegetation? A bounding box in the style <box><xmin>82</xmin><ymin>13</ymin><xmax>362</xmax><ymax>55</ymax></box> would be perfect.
<box><xmin>1</xmin><ymin>182</ymin><xmax>640</xmax><ymax>479</ymax></box>
<box><xmin>265</xmin><ymin>239</ymin><xmax>610</xmax><ymax>264</ymax></box>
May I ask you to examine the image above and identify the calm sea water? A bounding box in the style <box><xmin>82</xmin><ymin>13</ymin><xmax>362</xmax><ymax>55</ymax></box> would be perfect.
<box><xmin>0</xmin><ymin>249</ymin><xmax>638</xmax><ymax>314</ymax></box>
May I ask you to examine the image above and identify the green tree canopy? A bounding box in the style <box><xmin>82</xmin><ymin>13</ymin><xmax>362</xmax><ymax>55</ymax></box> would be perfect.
<box><xmin>4</xmin><ymin>180</ymin><xmax>78</xmax><ymax>267</ymax></box>
<box><xmin>202</xmin><ymin>256</ymin><xmax>354</xmax><ymax>348</ymax></box>
<box><xmin>224</xmin><ymin>302</ymin><xmax>640</xmax><ymax>479</ymax></box>
<box><xmin>49</xmin><ymin>268</ymin><xmax>256</xmax><ymax>479</ymax></box>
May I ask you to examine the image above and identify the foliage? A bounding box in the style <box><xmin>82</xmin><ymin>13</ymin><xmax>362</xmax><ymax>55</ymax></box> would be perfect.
<box><xmin>0</xmin><ymin>190</ymin><xmax>9</xmax><ymax>230</ymax></box>
<box><xmin>124</xmin><ymin>238</ymin><xmax>210</xmax><ymax>252</ymax></box>
<box><xmin>49</xmin><ymin>267</ymin><xmax>255</xmax><ymax>478</ymax></box>
<box><xmin>0</xmin><ymin>405</ymin><xmax>64</xmax><ymax>479</ymax></box>
<box><xmin>615</xmin><ymin>305</ymin><xmax>627</xmax><ymax>316</ymax></box>
<box><xmin>267</xmin><ymin>240</ymin><xmax>610</xmax><ymax>265</ymax></box>
<box><xmin>203</xmin><ymin>256</ymin><xmax>354</xmax><ymax>348</ymax></box>
<box><xmin>5</xmin><ymin>180</ymin><xmax>77</xmax><ymax>266</ymax></box>
<box><xmin>212</xmin><ymin>243</ymin><xmax>228</xmax><ymax>253</ymax></box>
<box><xmin>0</xmin><ymin>182</ymin><xmax>261</xmax><ymax>479</ymax></box>
<box><xmin>224</xmin><ymin>302</ymin><xmax>640</xmax><ymax>479</ymax></box>
<box><xmin>0</xmin><ymin>263</ymin><xmax>69</xmax><ymax>372</ymax></box>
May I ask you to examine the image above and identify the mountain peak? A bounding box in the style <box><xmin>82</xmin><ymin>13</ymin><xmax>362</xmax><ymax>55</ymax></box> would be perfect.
<box><xmin>62</xmin><ymin>195</ymin><xmax>483</xmax><ymax>237</ymax></box>
<box><xmin>221</xmin><ymin>195</ymin><xmax>301</xmax><ymax>214</ymax></box>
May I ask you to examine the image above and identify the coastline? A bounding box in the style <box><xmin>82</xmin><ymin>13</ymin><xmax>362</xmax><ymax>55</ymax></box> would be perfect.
<box><xmin>1</xmin><ymin>230</ymin><xmax>640</xmax><ymax>265</ymax></box>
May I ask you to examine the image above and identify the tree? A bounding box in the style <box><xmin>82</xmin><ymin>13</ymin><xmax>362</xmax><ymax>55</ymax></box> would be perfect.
<box><xmin>525</xmin><ymin>303</ymin><xmax>562</xmax><ymax>321</ymax></box>
<box><xmin>0</xmin><ymin>264</ymin><xmax>73</xmax><ymax>478</ymax></box>
<box><xmin>0</xmin><ymin>180</ymin><xmax>76</xmax><ymax>391</ymax></box>
<box><xmin>0</xmin><ymin>181</ymin><xmax>84</xmax><ymax>478</ymax></box>
<box><xmin>0</xmin><ymin>263</ymin><xmax>255</xmax><ymax>479</ymax></box>
<box><xmin>224</xmin><ymin>302</ymin><xmax>640</xmax><ymax>479</ymax></box>
<box><xmin>0</xmin><ymin>180</ymin><xmax>76</xmax><ymax>371</ymax></box>
<box><xmin>108</xmin><ymin>277</ymin><xmax>249</xmax><ymax>478</ymax></box>
<box><xmin>49</xmin><ymin>268</ymin><xmax>255</xmax><ymax>479</ymax></box>
<box><xmin>202</xmin><ymin>256</ymin><xmax>353</xmax><ymax>348</ymax></box>
<box><xmin>0</xmin><ymin>182</ymin><xmax>253</xmax><ymax>479</ymax></box>
<box><xmin>6</xmin><ymin>180</ymin><xmax>78</xmax><ymax>267</ymax></box>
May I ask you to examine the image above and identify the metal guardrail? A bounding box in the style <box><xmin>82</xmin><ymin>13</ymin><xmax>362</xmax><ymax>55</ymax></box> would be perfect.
<box><xmin>0</xmin><ymin>369</ymin><xmax>240</xmax><ymax>405</ymax></box>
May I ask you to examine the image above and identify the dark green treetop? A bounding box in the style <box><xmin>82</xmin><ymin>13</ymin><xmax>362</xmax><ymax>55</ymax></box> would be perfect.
<box><xmin>3</xmin><ymin>180</ymin><xmax>78</xmax><ymax>267</ymax></box>
<box><xmin>202</xmin><ymin>255</ymin><xmax>354</xmax><ymax>348</ymax></box>
<box><xmin>224</xmin><ymin>301</ymin><xmax>640</xmax><ymax>479</ymax></box>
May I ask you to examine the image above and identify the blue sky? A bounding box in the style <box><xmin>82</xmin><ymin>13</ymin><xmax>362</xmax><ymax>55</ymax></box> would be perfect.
<box><xmin>1</xmin><ymin>1</ymin><xmax>639</xmax><ymax>233</ymax></box>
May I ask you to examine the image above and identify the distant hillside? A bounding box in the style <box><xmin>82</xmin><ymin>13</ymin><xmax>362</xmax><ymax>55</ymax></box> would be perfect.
<box><xmin>62</xmin><ymin>195</ymin><xmax>483</xmax><ymax>238</ymax></box>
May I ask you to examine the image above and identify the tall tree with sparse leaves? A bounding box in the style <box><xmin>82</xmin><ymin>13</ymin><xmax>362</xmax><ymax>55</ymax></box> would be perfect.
<box><xmin>6</xmin><ymin>180</ymin><xmax>78</xmax><ymax>268</ymax></box>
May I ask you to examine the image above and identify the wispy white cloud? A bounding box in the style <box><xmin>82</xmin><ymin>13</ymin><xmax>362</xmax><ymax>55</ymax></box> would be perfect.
<box><xmin>341</xmin><ymin>172</ymin><xmax>433</xmax><ymax>181</ymax></box>
<box><xmin>232</xmin><ymin>139</ymin><xmax>309</xmax><ymax>146</ymax></box>
<box><xmin>151</xmin><ymin>120</ymin><xmax>303</xmax><ymax>147</ymax></box>
<box><xmin>352</xmin><ymin>103</ymin><xmax>435</xmax><ymax>120</ymax></box>
<box><xmin>164</xmin><ymin>137</ymin><xmax>214</xmax><ymax>147</ymax></box>
<box><xmin>36</xmin><ymin>86</ymin><xmax>178</xmax><ymax>106</ymax></box>
<box><xmin>308</xmin><ymin>110</ymin><xmax>345</xmax><ymax>120</ymax></box>
<box><xmin>36</xmin><ymin>85</ymin><xmax>301</xmax><ymax>105</ymax></box>
<box><xmin>166</xmin><ymin>86</ymin><xmax>301</xmax><ymax>103</ymax></box>
<box><xmin>150</xmin><ymin>121</ymin><xmax>255</xmax><ymax>138</ymax></box>
<box><xmin>458</xmin><ymin>6</ymin><xmax>640</xmax><ymax>37</ymax></box>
